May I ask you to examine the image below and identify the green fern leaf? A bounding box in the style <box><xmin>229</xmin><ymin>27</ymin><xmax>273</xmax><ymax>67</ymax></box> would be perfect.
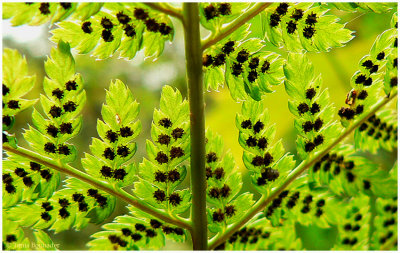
<box><xmin>2</xmin><ymin>48</ymin><xmax>37</xmax><ymax>137</ymax></box>
<box><xmin>260</xmin><ymin>3</ymin><xmax>354</xmax><ymax>52</ymax></box>
<box><xmin>203</xmin><ymin>33</ymin><xmax>285</xmax><ymax>101</ymax></box>
<box><xmin>338</xmin><ymin>27</ymin><xmax>397</xmax><ymax>126</ymax></box>
<box><xmin>284</xmin><ymin>53</ymin><xmax>342</xmax><ymax>159</ymax></box>
<box><xmin>82</xmin><ymin>79</ymin><xmax>140</xmax><ymax>187</ymax></box>
<box><xmin>328</xmin><ymin>2</ymin><xmax>397</xmax><ymax>13</ymax></box>
<box><xmin>205</xmin><ymin>130</ymin><xmax>254</xmax><ymax>233</ymax></box>
<box><xmin>133</xmin><ymin>85</ymin><xmax>190</xmax><ymax>215</ymax></box>
<box><xmin>236</xmin><ymin>100</ymin><xmax>296</xmax><ymax>194</ymax></box>
<box><xmin>51</xmin><ymin>3</ymin><xmax>174</xmax><ymax>60</ymax></box>
<box><xmin>3</xmin><ymin>2</ymin><xmax>103</xmax><ymax>26</ymax></box>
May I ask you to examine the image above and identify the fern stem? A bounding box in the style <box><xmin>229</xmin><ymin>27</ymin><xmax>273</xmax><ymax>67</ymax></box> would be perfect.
<box><xmin>183</xmin><ymin>2</ymin><xmax>208</xmax><ymax>250</ymax></box>
<box><xmin>208</xmin><ymin>90</ymin><xmax>398</xmax><ymax>249</ymax></box>
<box><xmin>2</xmin><ymin>144</ymin><xmax>191</xmax><ymax>231</ymax></box>
<box><xmin>144</xmin><ymin>3</ymin><xmax>183</xmax><ymax>21</ymax></box>
<box><xmin>201</xmin><ymin>2</ymin><xmax>271</xmax><ymax>51</ymax></box>
<box><xmin>368</xmin><ymin>194</ymin><xmax>377</xmax><ymax>250</ymax></box>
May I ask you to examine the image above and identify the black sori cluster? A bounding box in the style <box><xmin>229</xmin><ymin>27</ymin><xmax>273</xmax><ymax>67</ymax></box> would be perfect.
<box><xmin>215</xmin><ymin>226</ymin><xmax>272</xmax><ymax>250</ymax></box>
<box><xmin>204</xmin><ymin>149</ymin><xmax>236</xmax><ymax>224</ymax></box>
<box><xmin>203</xmin><ymin>2</ymin><xmax>231</xmax><ymax>21</ymax></box>
<box><xmin>100</xmin><ymin>124</ymin><xmax>135</xmax><ymax>181</ymax></box>
<box><xmin>202</xmin><ymin>38</ymin><xmax>273</xmax><ymax>85</ymax></box>
<box><xmin>3</xmin><ymin>82</ymin><xmax>17</xmax><ymax>143</ymax></box>
<box><xmin>87</xmin><ymin>188</ymin><xmax>108</xmax><ymax>208</ymax></box>
<box><xmin>44</xmin><ymin>80</ymin><xmax>80</xmax><ymax>156</ymax></box>
<box><xmin>107</xmin><ymin>219</ymin><xmax>183</xmax><ymax>249</ymax></box>
<box><xmin>3</xmin><ymin>161</ymin><xmax>53</xmax><ymax>195</ymax></box>
<box><xmin>269</xmin><ymin>3</ymin><xmax>317</xmax><ymax>39</ymax></box>
<box><xmin>296</xmin><ymin>87</ymin><xmax>325</xmax><ymax>152</ymax></box>
<box><xmin>81</xmin><ymin>7</ymin><xmax>172</xmax><ymax>43</ymax></box>
<box><xmin>378</xmin><ymin>198</ymin><xmax>397</xmax><ymax>245</ymax></box>
<box><xmin>312</xmin><ymin>152</ymin><xmax>358</xmax><ymax>184</ymax></box>
<box><xmin>3</xmin><ymin>234</ymin><xmax>17</xmax><ymax>250</ymax></box>
<box><xmin>358</xmin><ymin>114</ymin><xmax>397</xmax><ymax>143</ymax></box>
<box><xmin>266</xmin><ymin>190</ymin><xmax>326</xmax><ymax>219</ymax></box>
<box><xmin>151</xmin><ymin>117</ymin><xmax>185</xmax><ymax>207</ymax></box>
<box><xmin>340</xmin><ymin>212</ymin><xmax>364</xmax><ymax>247</ymax></box>
<box><xmin>240</xmin><ymin>118</ymin><xmax>280</xmax><ymax>187</ymax></box>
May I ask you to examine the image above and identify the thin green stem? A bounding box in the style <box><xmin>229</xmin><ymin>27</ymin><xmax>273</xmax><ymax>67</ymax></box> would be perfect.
<box><xmin>144</xmin><ymin>2</ymin><xmax>183</xmax><ymax>21</ymax></box>
<box><xmin>2</xmin><ymin>144</ymin><xmax>191</xmax><ymax>231</ymax></box>
<box><xmin>183</xmin><ymin>2</ymin><xmax>207</xmax><ymax>250</ymax></box>
<box><xmin>201</xmin><ymin>3</ymin><xmax>271</xmax><ymax>51</ymax></box>
<box><xmin>209</xmin><ymin>90</ymin><xmax>398</xmax><ymax>249</ymax></box>
<box><xmin>368</xmin><ymin>194</ymin><xmax>377</xmax><ymax>250</ymax></box>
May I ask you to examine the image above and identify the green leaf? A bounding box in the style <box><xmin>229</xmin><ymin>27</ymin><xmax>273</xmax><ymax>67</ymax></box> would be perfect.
<box><xmin>284</xmin><ymin>53</ymin><xmax>342</xmax><ymax>159</ymax></box>
<box><xmin>3</xmin><ymin>2</ymin><xmax>103</xmax><ymax>26</ymax></box>
<box><xmin>203</xmin><ymin>34</ymin><xmax>285</xmax><ymax>100</ymax></box>
<box><xmin>236</xmin><ymin>100</ymin><xmax>296</xmax><ymax>194</ymax></box>
<box><xmin>82</xmin><ymin>79</ymin><xmax>140</xmax><ymax>187</ymax></box>
<box><xmin>339</xmin><ymin>28</ymin><xmax>397</xmax><ymax>126</ymax></box>
<box><xmin>328</xmin><ymin>2</ymin><xmax>397</xmax><ymax>13</ymax></box>
<box><xmin>2</xmin><ymin>48</ymin><xmax>37</xmax><ymax>124</ymax></box>
<box><xmin>51</xmin><ymin>4</ymin><xmax>174</xmax><ymax>60</ymax></box>
<box><xmin>33</xmin><ymin>230</ymin><xmax>59</xmax><ymax>250</ymax></box>
<box><xmin>261</xmin><ymin>3</ymin><xmax>354</xmax><ymax>52</ymax></box>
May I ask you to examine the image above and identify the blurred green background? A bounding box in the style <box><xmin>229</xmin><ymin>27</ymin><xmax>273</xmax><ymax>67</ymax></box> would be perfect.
<box><xmin>2</xmin><ymin>5</ymin><xmax>397</xmax><ymax>250</ymax></box>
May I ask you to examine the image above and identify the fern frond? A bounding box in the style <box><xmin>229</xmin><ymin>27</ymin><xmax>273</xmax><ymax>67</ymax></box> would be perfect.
<box><xmin>88</xmin><ymin>207</ymin><xmax>187</xmax><ymax>250</ymax></box>
<box><xmin>51</xmin><ymin>3</ymin><xmax>174</xmax><ymax>60</ymax></box>
<box><xmin>133</xmin><ymin>85</ymin><xmax>191</xmax><ymax>216</ymax></box>
<box><xmin>82</xmin><ymin>79</ymin><xmax>140</xmax><ymax>187</ymax></box>
<box><xmin>3</xmin><ymin>2</ymin><xmax>104</xmax><ymax>26</ymax></box>
<box><xmin>284</xmin><ymin>53</ymin><xmax>342</xmax><ymax>159</ymax></box>
<box><xmin>217</xmin><ymin>215</ymin><xmax>303</xmax><ymax>250</ymax></box>
<box><xmin>261</xmin><ymin>3</ymin><xmax>354</xmax><ymax>52</ymax></box>
<box><xmin>203</xmin><ymin>31</ymin><xmax>285</xmax><ymax>101</ymax></box>
<box><xmin>338</xmin><ymin>27</ymin><xmax>397</xmax><ymax>126</ymax></box>
<box><xmin>328</xmin><ymin>2</ymin><xmax>397</xmax><ymax>13</ymax></box>
<box><xmin>2</xmin><ymin>48</ymin><xmax>37</xmax><ymax>145</ymax></box>
<box><xmin>236</xmin><ymin>100</ymin><xmax>296</xmax><ymax>194</ymax></box>
<box><xmin>373</xmin><ymin>196</ymin><xmax>397</xmax><ymax>250</ymax></box>
<box><xmin>331</xmin><ymin>196</ymin><xmax>370</xmax><ymax>250</ymax></box>
<box><xmin>205</xmin><ymin>130</ymin><xmax>254</xmax><ymax>234</ymax></box>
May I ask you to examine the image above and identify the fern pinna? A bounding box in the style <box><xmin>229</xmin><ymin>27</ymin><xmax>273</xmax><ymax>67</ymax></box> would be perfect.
<box><xmin>2</xmin><ymin>2</ymin><xmax>398</xmax><ymax>251</ymax></box>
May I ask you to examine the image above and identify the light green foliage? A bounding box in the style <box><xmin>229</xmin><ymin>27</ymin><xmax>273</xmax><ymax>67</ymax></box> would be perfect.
<box><xmin>23</xmin><ymin>41</ymin><xmax>85</xmax><ymax>164</ymax></box>
<box><xmin>284</xmin><ymin>53</ymin><xmax>341</xmax><ymax>159</ymax></box>
<box><xmin>89</xmin><ymin>207</ymin><xmax>186</xmax><ymax>250</ymax></box>
<box><xmin>260</xmin><ymin>3</ymin><xmax>354</xmax><ymax>52</ymax></box>
<box><xmin>2</xmin><ymin>48</ymin><xmax>37</xmax><ymax>147</ymax></box>
<box><xmin>203</xmin><ymin>28</ymin><xmax>285</xmax><ymax>101</ymax></box>
<box><xmin>331</xmin><ymin>196</ymin><xmax>370</xmax><ymax>250</ymax></box>
<box><xmin>205</xmin><ymin>130</ymin><xmax>254</xmax><ymax>233</ymax></box>
<box><xmin>82</xmin><ymin>79</ymin><xmax>140</xmax><ymax>187</ymax></box>
<box><xmin>221</xmin><ymin>215</ymin><xmax>303</xmax><ymax>250</ymax></box>
<box><xmin>51</xmin><ymin>3</ymin><xmax>174</xmax><ymax>60</ymax></box>
<box><xmin>3</xmin><ymin>2</ymin><xmax>104</xmax><ymax>26</ymax></box>
<box><xmin>236</xmin><ymin>100</ymin><xmax>295</xmax><ymax>194</ymax></box>
<box><xmin>339</xmin><ymin>26</ymin><xmax>397</xmax><ymax>127</ymax></box>
<box><xmin>1</xmin><ymin>2</ymin><xmax>398</xmax><ymax>251</ymax></box>
<box><xmin>134</xmin><ymin>85</ymin><xmax>191</xmax><ymax>215</ymax></box>
<box><xmin>354</xmin><ymin>109</ymin><xmax>397</xmax><ymax>153</ymax></box>
<box><xmin>328</xmin><ymin>2</ymin><xmax>397</xmax><ymax>13</ymax></box>
<box><xmin>373</xmin><ymin>196</ymin><xmax>397</xmax><ymax>250</ymax></box>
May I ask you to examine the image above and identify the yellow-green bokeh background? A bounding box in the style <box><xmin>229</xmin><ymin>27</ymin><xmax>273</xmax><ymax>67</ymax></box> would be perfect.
<box><xmin>2</xmin><ymin>4</ymin><xmax>397</xmax><ymax>250</ymax></box>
